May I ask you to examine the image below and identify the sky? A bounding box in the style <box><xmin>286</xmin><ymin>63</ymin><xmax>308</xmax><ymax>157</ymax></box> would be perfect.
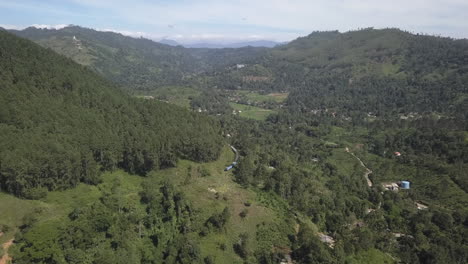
<box><xmin>1</xmin><ymin>0</ymin><xmax>467</xmax><ymax>44</ymax></box>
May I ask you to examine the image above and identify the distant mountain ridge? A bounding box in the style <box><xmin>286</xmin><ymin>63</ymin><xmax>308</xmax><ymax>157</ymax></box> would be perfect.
<box><xmin>210</xmin><ymin>28</ymin><xmax>468</xmax><ymax>117</ymax></box>
<box><xmin>184</xmin><ymin>40</ymin><xmax>283</xmax><ymax>48</ymax></box>
<box><xmin>10</xmin><ymin>25</ymin><xmax>267</xmax><ymax>91</ymax></box>
<box><xmin>10</xmin><ymin>26</ymin><xmax>201</xmax><ymax>90</ymax></box>
<box><xmin>158</xmin><ymin>38</ymin><xmax>180</xmax><ymax>46</ymax></box>
<box><xmin>9</xmin><ymin>26</ymin><xmax>468</xmax><ymax>118</ymax></box>
<box><xmin>157</xmin><ymin>39</ymin><xmax>283</xmax><ymax>48</ymax></box>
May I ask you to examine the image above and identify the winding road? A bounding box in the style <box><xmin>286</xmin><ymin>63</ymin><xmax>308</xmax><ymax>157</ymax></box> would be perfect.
<box><xmin>346</xmin><ymin>147</ymin><xmax>373</xmax><ymax>187</ymax></box>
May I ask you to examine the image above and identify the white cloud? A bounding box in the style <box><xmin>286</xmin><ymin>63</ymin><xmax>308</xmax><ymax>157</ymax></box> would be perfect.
<box><xmin>3</xmin><ymin>0</ymin><xmax>468</xmax><ymax>41</ymax></box>
<box><xmin>64</xmin><ymin>0</ymin><xmax>468</xmax><ymax>39</ymax></box>
<box><xmin>0</xmin><ymin>24</ymin><xmax>23</xmax><ymax>30</ymax></box>
<box><xmin>100</xmin><ymin>28</ymin><xmax>153</xmax><ymax>38</ymax></box>
<box><xmin>30</xmin><ymin>24</ymin><xmax>70</xmax><ymax>30</ymax></box>
<box><xmin>97</xmin><ymin>28</ymin><xmax>290</xmax><ymax>44</ymax></box>
<box><xmin>0</xmin><ymin>22</ymin><xmax>284</xmax><ymax>44</ymax></box>
<box><xmin>0</xmin><ymin>24</ymin><xmax>70</xmax><ymax>30</ymax></box>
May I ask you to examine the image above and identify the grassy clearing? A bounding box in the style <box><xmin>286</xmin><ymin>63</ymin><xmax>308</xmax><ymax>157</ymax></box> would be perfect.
<box><xmin>323</xmin><ymin>126</ymin><xmax>369</xmax><ymax>148</ymax></box>
<box><xmin>136</xmin><ymin>86</ymin><xmax>201</xmax><ymax>108</ymax></box>
<box><xmin>230</xmin><ymin>102</ymin><xmax>276</xmax><ymax>120</ymax></box>
<box><xmin>0</xmin><ymin>194</ymin><xmax>45</xmax><ymax>244</ymax></box>
<box><xmin>346</xmin><ymin>248</ymin><xmax>395</xmax><ymax>264</ymax></box>
<box><xmin>237</xmin><ymin>90</ymin><xmax>288</xmax><ymax>103</ymax></box>
<box><xmin>381</xmin><ymin>63</ymin><xmax>401</xmax><ymax>76</ymax></box>
<box><xmin>148</xmin><ymin>146</ymin><xmax>294</xmax><ymax>262</ymax></box>
<box><xmin>327</xmin><ymin>148</ymin><xmax>366</xmax><ymax>178</ymax></box>
<box><xmin>0</xmin><ymin>170</ymin><xmax>144</xmax><ymax>246</ymax></box>
<box><xmin>37</xmin><ymin>37</ymin><xmax>96</xmax><ymax>66</ymax></box>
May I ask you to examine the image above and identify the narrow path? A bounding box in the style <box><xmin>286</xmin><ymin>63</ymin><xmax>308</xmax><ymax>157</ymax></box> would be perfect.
<box><xmin>230</xmin><ymin>145</ymin><xmax>239</xmax><ymax>163</ymax></box>
<box><xmin>346</xmin><ymin>147</ymin><xmax>373</xmax><ymax>187</ymax></box>
<box><xmin>0</xmin><ymin>238</ymin><xmax>13</xmax><ymax>264</ymax></box>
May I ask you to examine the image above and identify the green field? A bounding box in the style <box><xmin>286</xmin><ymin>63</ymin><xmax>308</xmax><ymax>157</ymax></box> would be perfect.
<box><xmin>135</xmin><ymin>86</ymin><xmax>201</xmax><ymax>108</ymax></box>
<box><xmin>346</xmin><ymin>248</ymin><xmax>395</xmax><ymax>264</ymax></box>
<box><xmin>237</xmin><ymin>90</ymin><xmax>289</xmax><ymax>103</ymax></box>
<box><xmin>230</xmin><ymin>102</ymin><xmax>276</xmax><ymax>120</ymax></box>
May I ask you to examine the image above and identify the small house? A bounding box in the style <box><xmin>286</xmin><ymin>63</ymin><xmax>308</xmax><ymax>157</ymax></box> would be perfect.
<box><xmin>400</xmin><ymin>181</ymin><xmax>410</xmax><ymax>189</ymax></box>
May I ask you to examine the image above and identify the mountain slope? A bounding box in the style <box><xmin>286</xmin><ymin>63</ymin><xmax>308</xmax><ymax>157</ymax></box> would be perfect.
<box><xmin>10</xmin><ymin>26</ymin><xmax>204</xmax><ymax>91</ymax></box>
<box><xmin>281</xmin><ymin>29</ymin><xmax>468</xmax><ymax>117</ymax></box>
<box><xmin>271</xmin><ymin>28</ymin><xmax>468</xmax><ymax>80</ymax></box>
<box><xmin>11</xmin><ymin>26</ymin><xmax>468</xmax><ymax>118</ymax></box>
<box><xmin>158</xmin><ymin>38</ymin><xmax>180</xmax><ymax>46</ymax></box>
<box><xmin>214</xmin><ymin>28</ymin><xmax>468</xmax><ymax>118</ymax></box>
<box><xmin>10</xmin><ymin>26</ymin><xmax>268</xmax><ymax>91</ymax></box>
<box><xmin>0</xmin><ymin>29</ymin><xmax>222</xmax><ymax>197</ymax></box>
<box><xmin>184</xmin><ymin>40</ymin><xmax>281</xmax><ymax>48</ymax></box>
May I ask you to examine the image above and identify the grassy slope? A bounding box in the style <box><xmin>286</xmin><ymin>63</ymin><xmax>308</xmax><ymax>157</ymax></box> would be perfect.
<box><xmin>147</xmin><ymin>145</ymin><xmax>294</xmax><ymax>262</ymax></box>
<box><xmin>137</xmin><ymin>86</ymin><xmax>201</xmax><ymax>108</ymax></box>
<box><xmin>0</xmin><ymin>194</ymin><xmax>44</xmax><ymax>245</ymax></box>
<box><xmin>36</xmin><ymin>36</ymin><xmax>96</xmax><ymax>66</ymax></box>
<box><xmin>346</xmin><ymin>248</ymin><xmax>395</xmax><ymax>264</ymax></box>
<box><xmin>230</xmin><ymin>102</ymin><xmax>276</xmax><ymax>121</ymax></box>
<box><xmin>323</xmin><ymin>126</ymin><xmax>468</xmax><ymax>211</ymax></box>
<box><xmin>0</xmin><ymin>146</ymin><xmax>294</xmax><ymax>263</ymax></box>
<box><xmin>361</xmin><ymin>152</ymin><xmax>468</xmax><ymax>210</ymax></box>
<box><xmin>236</xmin><ymin>90</ymin><xmax>288</xmax><ymax>103</ymax></box>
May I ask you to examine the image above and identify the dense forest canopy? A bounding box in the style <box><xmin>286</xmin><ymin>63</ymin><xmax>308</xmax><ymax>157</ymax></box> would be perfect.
<box><xmin>0</xmin><ymin>30</ymin><xmax>222</xmax><ymax>197</ymax></box>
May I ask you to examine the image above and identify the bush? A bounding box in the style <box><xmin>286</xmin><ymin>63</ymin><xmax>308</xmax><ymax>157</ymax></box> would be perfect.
<box><xmin>239</xmin><ymin>208</ymin><xmax>249</xmax><ymax>218</ymax></box>
<box><xmin>204</xmin><ymin>256</ymin><xmax>215</xmax><ymax>264</ymax></box>
<box><xmin>199</xmin><ymin>166</ymin><xmax>211</xmax><ymax>177</ymax></box>
<box><xmin>0</xmin><ymin>224</ymin><xmax>10</xmax><ymax>233</ymax></box>
<box><xmin>23</xmin><ymin>187</ymin><xmax>48</xmax><ymax>200</ymax></box>
<box><xmin>233</xmin><ymin>233</ymin><xmax>250</xmax><ymax>259</ymax></box>
<box><xmin>205</xmin><ymin>207</ymin><xmax>230</xmax><ymax>230</ymax></box>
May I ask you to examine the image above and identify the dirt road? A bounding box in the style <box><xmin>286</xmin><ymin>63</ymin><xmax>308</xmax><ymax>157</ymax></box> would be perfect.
<box><xmin>346</xmin><ymin>147</ymin><xmax>373</xmax><ymax>187</ymax></box>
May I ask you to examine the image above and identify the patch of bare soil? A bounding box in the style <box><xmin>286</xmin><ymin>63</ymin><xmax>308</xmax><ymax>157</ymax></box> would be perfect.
<box><xmin>0</xmin><ymin>239</ymin><xmax>14</xmax><ymax>264</ymax></box>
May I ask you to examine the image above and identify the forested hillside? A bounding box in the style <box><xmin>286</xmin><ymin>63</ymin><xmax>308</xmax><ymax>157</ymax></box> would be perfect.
<box><xmin>212</xmin><ymin>28</ymin><xmax>468</xmax><ymax>118</ymax></box>
<box><xmin>0</xmin><ymin>30</ymin><xmax>222</xmax><ymax>198</ymax></box>
<box><xmin>9</xmin><ymin>26</ymin><xmax>200</xmax><ymax>90</ymax></box>
<box><xmin>13</xmin><ymin>27</ymin><xmax>468</xmax><ymax>118</ymax></box>
<box><xmin>10</xmin><ymin>26</ymin><xmax>267</xmax><ymax>91</ymax></box>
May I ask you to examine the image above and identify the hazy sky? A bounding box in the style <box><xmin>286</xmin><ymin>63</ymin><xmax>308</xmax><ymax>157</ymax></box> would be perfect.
<box><xmin>1</xmin><ymin>0</ymin><xmax>467</xmax><ymax>43</ymax></box>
